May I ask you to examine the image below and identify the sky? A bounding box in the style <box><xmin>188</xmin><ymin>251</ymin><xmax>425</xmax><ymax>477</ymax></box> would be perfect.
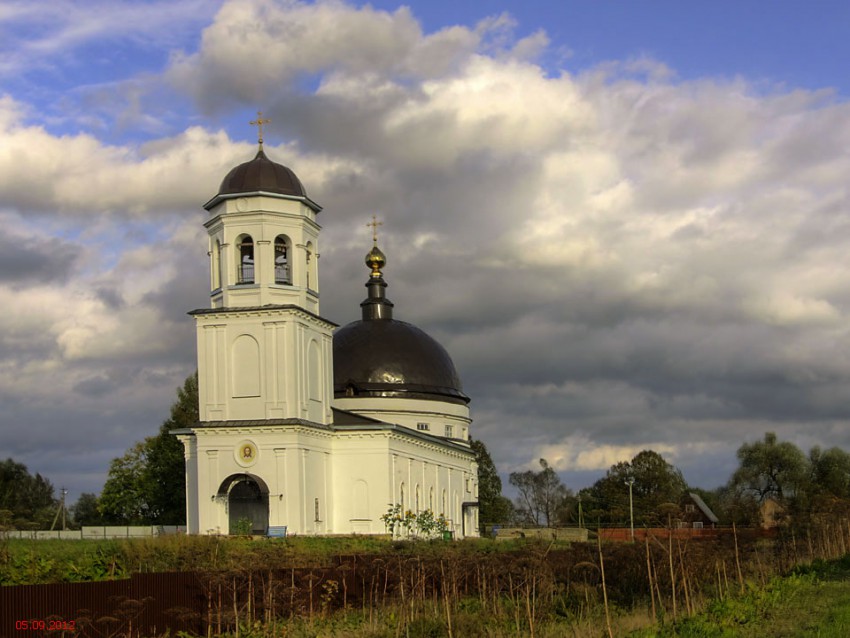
<box><xmin>2</xmin><ymin>0</ymin><xmax>850</xmax><ymax>505</ymax></box>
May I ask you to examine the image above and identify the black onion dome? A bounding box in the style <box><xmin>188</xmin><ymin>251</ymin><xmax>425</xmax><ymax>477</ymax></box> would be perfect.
<box><xmin>333</xmin><ymin>319</ymin><xmax>469</xmax><ymax>404</ymax></box>
<box><xmin>218</xmin><ymin>149</ymin><xmax>306</xmax><ymax>197</ymax></box>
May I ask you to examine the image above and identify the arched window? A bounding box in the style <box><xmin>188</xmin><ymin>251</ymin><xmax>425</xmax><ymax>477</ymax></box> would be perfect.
<box><xmin>237</xmin><ymin>235</ymin><xmax>254</xmax><ymax>284</ymax></box>
<box><xmin>415</xmin><ymin>484</ymin><xmax>421</xmax><ymax>513</ymax></box>
<box><xmin>274</xmin><ymin>235</ymin><xmax>292</xmax><ymax>285</ymax></box>
<box><xmin>429</xmin><ymin>487</ymin><xmax>434</xmax><ymax>512</ymax></box>
<box><xmin>441</xmin><ymin>489</ymin><xmax>447</xmax><ymax>517</ymax></box>
<box><xmin>399</xmin><ymin>482</ymin><xmax>405</xmax><ymax>510</ymax></box>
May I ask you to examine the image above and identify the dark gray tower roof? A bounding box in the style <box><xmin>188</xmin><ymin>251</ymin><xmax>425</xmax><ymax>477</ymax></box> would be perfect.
<box><xmin>218</xmin><ymin>149</ymin><xmax>306</xmax><ymax>197</ymax></box>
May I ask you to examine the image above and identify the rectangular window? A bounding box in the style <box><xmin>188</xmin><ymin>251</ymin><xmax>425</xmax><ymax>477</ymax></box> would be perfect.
<box><xmin>417</xmin><ymin>422</ymin><xmax>430</xmax><ymax>431</ymax></box>
<box><xmin>314</xmin><ymin>498</ymin><xmax>320</xmax><ymax>522</ymax></box>
<box><xmin>694</xmin><ymin>521</ymin><xmax>704</xmax><ymax>529</ymax></box>
<box><xmin>445</xmin><ymin>424</ymin><xmax>454</xmax><ymax>438</ymax></box>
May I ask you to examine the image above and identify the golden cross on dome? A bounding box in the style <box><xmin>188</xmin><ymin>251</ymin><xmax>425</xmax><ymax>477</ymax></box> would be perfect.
<box><xmin>249</xmin><ymin>111</ymin><xmax>271</xmax><ymax>146</ymax></box>
<box><xmin>366</xmin><ymin>215</ymin><xmax>383</xmax><ymax>246</ymax></box>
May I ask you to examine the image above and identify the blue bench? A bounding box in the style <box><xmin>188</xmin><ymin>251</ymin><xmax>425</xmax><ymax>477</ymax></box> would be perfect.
<box><xmin>267</xmin><ymin>526</ymin><xmax>287</xmax><ymax>538</ymax></box>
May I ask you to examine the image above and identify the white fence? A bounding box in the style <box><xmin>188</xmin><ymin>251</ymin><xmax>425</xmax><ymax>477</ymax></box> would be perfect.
<box><xmin>1</xmin><ymin>525</ymin><xmax>186</xmax><ymax>540</ymax></box>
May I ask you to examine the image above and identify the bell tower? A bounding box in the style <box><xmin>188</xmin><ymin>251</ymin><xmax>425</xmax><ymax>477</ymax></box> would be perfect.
<box><xmin>190</xmin><ymin>116</ymin><xmax>335</xmax><ymax>425</ymax></box>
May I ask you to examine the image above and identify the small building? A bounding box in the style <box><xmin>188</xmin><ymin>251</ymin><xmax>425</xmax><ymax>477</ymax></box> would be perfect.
<box><xmin>680</xmin><ymin>492</ymin><xmax>719</xmax><ymax>529</ymax></box>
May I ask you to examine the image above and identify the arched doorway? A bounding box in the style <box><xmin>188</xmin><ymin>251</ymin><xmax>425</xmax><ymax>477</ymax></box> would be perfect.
<box><xmin>218</xmin><ymin>474</ymin><xmax>269</xmax><ymax>535</ymax></box>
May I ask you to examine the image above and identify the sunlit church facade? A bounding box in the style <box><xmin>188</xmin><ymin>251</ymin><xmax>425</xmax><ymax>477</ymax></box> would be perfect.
<box><xmin>175</xmin><ymin>135</ymin><xmax>479</xmax><ymax>537</ymax></box>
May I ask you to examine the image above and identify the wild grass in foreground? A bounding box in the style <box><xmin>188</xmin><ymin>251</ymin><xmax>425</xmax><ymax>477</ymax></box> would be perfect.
<box><xmin>203</xmin><ymin>555</ymin><xmax>850</xmax><ymax>638</ymax></box>
<box><xmin>630</xmin><ymin>556</ymin><xmax>850</xmax><ymax>638</ymax></box>
<box><xmin>7</xmin><ymin>524</ymin><xmax>850</xmax><ymax>637</ymax></box>
<box><xmin>197</xmin><ymin>598</ymin><xmax>656</xmax><ymax>638</ymax></box>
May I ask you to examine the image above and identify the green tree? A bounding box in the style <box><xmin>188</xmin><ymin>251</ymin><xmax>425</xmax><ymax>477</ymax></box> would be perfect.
<box><xmin>796</xmin><ymin>446</ymin><xmax>850</xmax><ymax>521</ymax></box>
<box><xmin>581</xmin><ymin>450</ymin><xmax>688</xmax><ymax>526</ymax></box>
<box><xmin>0</xmin><ymin>458</ymin><xmax>57</xmax><ymax>529</ymax></box>
<box><xmin>807</xmin><ymin>446</ymin><xmax>850</xmax><ymax>500</ymax></box>
<box><xmin>730</xmin><ymin>432</ymin><xmax>807</xmax><ymax>505</ymax></box>
<box><xmin>71</xmin><ymin>492</ymin><xmax>104</xmax><ymax>527</ymax></box>
<box><xmin>509</xmin><ymin>459</ymin><xmax>572</xmax><ymax>527</ymax></box>
<box><xmin>99</xmin><ymin>442</ymin><xmax>149</xmax><ymax>524</ymax></box>
<box><xmin>470</xmin><ymin>438</ymin><xmax>513</xmax><ymax>531</ymax></box>
<box><xmin>99</xmin><ymin>373</ymin><xmax>196</xmax><ymax>524</ymax></box>
<box><xmin>145</xmin><ymin>373</ymin><xmax>197</xmax><ymax>523</ymax></box>
<box><xmin>715</xmin><ymin>483</ymin><xmax>760</xmax><ymax>526</ymax></box>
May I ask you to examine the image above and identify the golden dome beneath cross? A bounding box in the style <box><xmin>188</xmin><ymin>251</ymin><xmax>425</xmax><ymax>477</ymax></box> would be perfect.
<box><xmin>366</xmin><ymin>245</ymin><xmax>386</xmax><ymax>278</ymax></box>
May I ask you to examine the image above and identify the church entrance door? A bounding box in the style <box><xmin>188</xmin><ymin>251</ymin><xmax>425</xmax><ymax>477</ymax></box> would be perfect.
<box><xmin>221</xmin><ymin>474</ymin><xmax>269</xmax><ymax>535</ymax></box>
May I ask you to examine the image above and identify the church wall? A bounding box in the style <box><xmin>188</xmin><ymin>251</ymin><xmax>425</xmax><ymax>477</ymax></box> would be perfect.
<box><xmin>187</xmin><ymin>399</ymin><xmax>480</xmax><ymax>537</ymax></box>
<box><xmin>195</xmin><ymin>311</ymin><xmax>333</xmax><ymax>425</ymax></box>
<box><xmin>333</xmin><ymin>397</ymin><xmax>472</xmax><ymax>442</ymax></box>
<box><xmin>189</xmin><ymin>426</ymin><xmax>333</xmax><ymax>536</ymax></box>
<box><xmin>324</xmin><ymin>429</ymin><xmax>479</xmax><ymax>538</ymax></box>
<box><xmin>177</xmin><ymin>435</ymin><xmax>200</xmax><ymax>534</ymax></box>
<box><xmin>357</xmin><ymin>431</ymin><xmax>477</xmax><ymax>538</ymax></box>
<box><xmin>329</xmin><ymin>433</ymin><xmax>393</xmax><ymax>535</ymax></box>
<box><xmin>299</xmin><ymin>447</ymin><xmax>332</xmax><ymax>534</ymax></box>
<box><xmin>388</xmin><ymin>444</ymin><xmax>475</xmax><ymax>538</ymax></box>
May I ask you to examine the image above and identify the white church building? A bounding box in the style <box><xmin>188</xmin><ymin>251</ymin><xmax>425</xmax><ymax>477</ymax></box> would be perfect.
<box><xmin>175</xmin><ymin>138</ymin><xmax>479</xmax><ymax>538</ymax></box>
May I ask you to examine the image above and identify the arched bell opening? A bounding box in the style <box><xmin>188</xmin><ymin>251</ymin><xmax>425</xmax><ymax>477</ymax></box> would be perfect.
<box><xmin>274</xmin><ymin>235</ymin><xmax>292</xmax><ymax>285</ymax></box>
<box><xmin>218</xmin><ymin>473</ymin><xmax>269</xmax><ymax>535</ymax></box>
<box><xmin>236</xmin><ymin>235</ymin><xmax>255</xmax><ymax>284</ymax></box>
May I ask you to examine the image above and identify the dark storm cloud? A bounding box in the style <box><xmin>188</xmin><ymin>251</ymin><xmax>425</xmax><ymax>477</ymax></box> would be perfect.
<box><xmin>3</xmin><ymin>367</ymin><xmax>189</xmax><ymax>500</ymax></box>
<box><xmin>73</xmin><ymin>374</ymin><xmax>120</xmax><ymax>398</ymax></box>
<box><xmin>95</xmin><ymin>286</ymin><xmax>125</xmax><ymax>310</ymax></box>
<box><xmin>0</xmin><ymin>230</ymin><xmax>78</xmax><ymax>285</ymax></box>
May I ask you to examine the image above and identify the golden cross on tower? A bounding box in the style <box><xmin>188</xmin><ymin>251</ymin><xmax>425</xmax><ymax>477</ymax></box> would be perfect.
<box><xmin>249</xmin><ymin>111</ymin><xmax>271</xmax><ymax>146</ymax></box>
<box><xmin>366</xmin><ymin>215</ymin><xmax>383</xmax><ymax>246</ymax></box>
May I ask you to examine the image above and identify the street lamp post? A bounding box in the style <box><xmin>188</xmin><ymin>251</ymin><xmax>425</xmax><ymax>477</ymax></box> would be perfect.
<box><xmin>625</xmin><ymin>477</ymin><xmax>635</xmax><ymax>541</ymax></box>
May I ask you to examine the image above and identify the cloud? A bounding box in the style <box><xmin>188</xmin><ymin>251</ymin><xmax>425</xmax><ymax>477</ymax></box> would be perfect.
<box><xmin>0</xmin><ymin>104</ymin><xmax>225</xmax><ymax>216</ymax></box>
<box><xmin>168</xmin><ymin>0</ymin><xmax>423</xmax><ymax>107</ymax></box>
<box><xmin>166</xmin><ymin>0</ymin><xmax>548</xmax><ymax>111</ymax></box>
<box><xmin>0</xmin><ymin>227</ymin><xmax>78</xmax><ymax>285</ymax></box>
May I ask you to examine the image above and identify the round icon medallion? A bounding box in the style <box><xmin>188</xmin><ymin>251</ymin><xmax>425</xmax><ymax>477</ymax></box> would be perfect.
<box><xmin>235</xmin><ymin>440</ymin><xmax>258</xmax><ymax>467</ymax></box>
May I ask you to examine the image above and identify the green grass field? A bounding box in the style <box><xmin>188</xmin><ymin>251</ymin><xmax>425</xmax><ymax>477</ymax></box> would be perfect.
<box><xmin>630</xmin><ymin>557</ymin><xmax>850</xmax><ymax>638</ymax></box>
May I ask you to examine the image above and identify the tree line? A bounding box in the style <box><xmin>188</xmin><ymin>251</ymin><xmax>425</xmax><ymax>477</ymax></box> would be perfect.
<box><xmin>475</xmin><ymin>431</ymin><xmax>850</xmax><ymax>531</ymax></box>
<box><xmin>4</xmin><ymin>373</ymin><xmax>850</xmax><ymax>532</ymax></box>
